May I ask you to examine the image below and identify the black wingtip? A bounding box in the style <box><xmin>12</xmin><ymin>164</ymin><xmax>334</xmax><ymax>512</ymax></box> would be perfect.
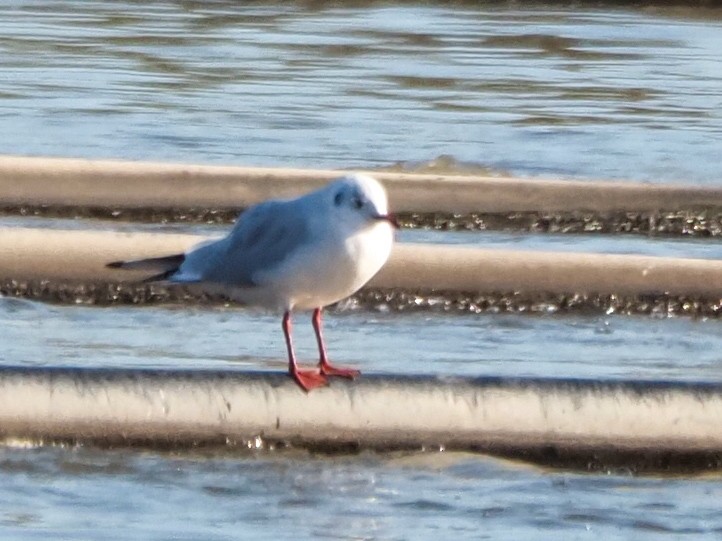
<box><xmin>140</xmin><ymin>268</ymin><xmax>179</xmax><ymax>283</ymax></box>
<box><xmin>105</xmin><ymin>253</ymin><xmax>185</xmax><ymax>278</ymax></box>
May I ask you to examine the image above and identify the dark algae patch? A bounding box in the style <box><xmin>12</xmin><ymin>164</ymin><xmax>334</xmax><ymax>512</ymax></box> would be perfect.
<box><xmin>5</xmin><ymin>204</ymin><xmax>722</xmax><ymax>237</ymax></box>
<box><xmin>1</xmin><ymin>280</ymin><xmax>720</xmax><ymax>318</ymax></box>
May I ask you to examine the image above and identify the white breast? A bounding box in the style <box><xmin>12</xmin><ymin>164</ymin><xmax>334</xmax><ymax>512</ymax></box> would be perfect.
<box><xmin>253</xmin><ymin>220</ymin><xmax>394</xmax><ymax>311</ymax></box>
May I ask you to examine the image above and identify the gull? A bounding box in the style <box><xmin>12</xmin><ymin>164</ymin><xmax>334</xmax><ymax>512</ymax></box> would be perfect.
<box><xmin>107</xmin><ymin>173</ymin><xmax>398</xmax><ymax>391</ymax></box>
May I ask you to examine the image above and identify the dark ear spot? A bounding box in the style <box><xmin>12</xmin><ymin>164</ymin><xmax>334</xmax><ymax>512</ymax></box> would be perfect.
<box><xmin>334</xmin><ymin>191</ymin><xmax>343</xmax><ymax>206</ymax></box>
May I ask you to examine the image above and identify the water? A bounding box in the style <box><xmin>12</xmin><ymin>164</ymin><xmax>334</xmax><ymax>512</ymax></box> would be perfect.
<box><xmin>2</xmin><ymin>2</ymin><xmax>722</xmax><ymax>182</ymax></box>
<box><xmin>3</xmin><ymin>275</ymin><xmax>722</xmax><ymax>539</ymax></box>
<box><xmin>2</xmin><ymin>447</ymin><xmax>722</xmax><ymax>541</ymax></box>
<box><xmin>2</xmin><ymin>1</ymin><xmax>722</xmax><ymax>539</ymax></box>
<box><xmin>5</xmin><ymin>294</ymin><xmax>722</xmax><ymax>384</ymax></box>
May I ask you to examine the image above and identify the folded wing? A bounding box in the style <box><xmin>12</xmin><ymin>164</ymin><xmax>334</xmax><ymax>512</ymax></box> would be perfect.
<box><xmin>200</xmin><ymin>199</ymin><xmax>311</xmax><ymax>287</ymax></box>
<box><xmin>106</xmin><ymin>198</ymin><xmax>312</xmax><ymax>287</ymax></box>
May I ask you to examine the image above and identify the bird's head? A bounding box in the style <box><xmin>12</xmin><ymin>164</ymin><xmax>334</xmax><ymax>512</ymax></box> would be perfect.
<box><xmin>326</xmin><ymin>173</ymin><xmax>399</xmax><ymax>232</ymax></box>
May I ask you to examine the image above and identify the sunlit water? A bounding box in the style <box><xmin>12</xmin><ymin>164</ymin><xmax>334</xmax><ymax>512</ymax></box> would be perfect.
<box><xmin>2</xmin><ymin>285</ymin><xmax>722</xmax><ymax>539</ymax></box>
<box><xmin>2</xmin><ymin>446</ymin><xmax>722</xmax><ymax>541</ymax></box>
<box><xmin>1</xmin><ymin>1</ymin><xmax>722</xmax><ymax>182</ymax></box>
<box><xmin>2</xmin><ymin>1</ymin><xmax>722</xmax><ymax>539</ymax></box>
<box><xmin>3</xmin><ymin>295</ymin><xmax>722</xmax><ymax>386</ymax></box>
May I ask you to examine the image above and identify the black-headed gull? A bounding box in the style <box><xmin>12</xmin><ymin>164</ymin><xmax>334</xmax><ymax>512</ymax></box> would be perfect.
<box><xmin>108</xmin><ymin>173</ymin><xmax>398</xmax><ymax>391</ymax></box>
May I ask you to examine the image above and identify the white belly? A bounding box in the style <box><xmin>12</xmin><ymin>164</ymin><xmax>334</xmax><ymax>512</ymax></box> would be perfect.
<box><xmin>252</xmin><ymin>221</ymin><xmax>394</xmax><ymax>311</ymax></box>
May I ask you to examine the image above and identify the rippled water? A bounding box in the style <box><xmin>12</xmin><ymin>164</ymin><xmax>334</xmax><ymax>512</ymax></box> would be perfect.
<box><xmin>3</xmin><ymin>446</ymin><xmax>722</xmax><ymax>541</ymax></box>
<box><xmin>4</xmin><ymin>293</ymin><xmax>722</xmax><ymax>383</ymax></box>
<box><xmin>3</xmin><ymin>294</ymin><xmax>722</xmax><ymax>539</ymax></box>
<box><xmin>2</xmin><ymin>1</ymin><xmax>722</xmax><ymax>539</ymax></box>
<box><xmin>2</xmin><ymin>1</ymin><xmax>722</xmax><ymax>182</ymax></box>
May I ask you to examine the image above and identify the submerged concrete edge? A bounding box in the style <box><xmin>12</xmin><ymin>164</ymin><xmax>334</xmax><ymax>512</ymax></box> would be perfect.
<box><xmin>1</xmin><ymin>366</ymin><xmax>721</xmax><ymax>473</ymax></box>
<box><xmin>1</xmin><ymin>155</ymin><xmax>722</xmax><ymax>213</ymax></box>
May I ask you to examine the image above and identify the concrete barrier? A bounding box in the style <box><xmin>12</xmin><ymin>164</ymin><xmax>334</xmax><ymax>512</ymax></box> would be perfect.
<box><xmin>1</xmin><ymin>228</ymin><xmax>721</xmax><ymax>298</ymax></box>
<box><xmin>0</xmin><ymin>366</ymin><xmax>720</xmax><ymax>473</ymax></box>
<box><xmin>1</xmin><ymin>155</ymin><xmax>722</xmax><ymax>213</ymax></box>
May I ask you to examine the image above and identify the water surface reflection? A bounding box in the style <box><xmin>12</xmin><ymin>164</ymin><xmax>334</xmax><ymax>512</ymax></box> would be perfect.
<box><xmin>1</xmin><ymin>2</ymin><xmax>722</xmax><ymax>182</ymax></box>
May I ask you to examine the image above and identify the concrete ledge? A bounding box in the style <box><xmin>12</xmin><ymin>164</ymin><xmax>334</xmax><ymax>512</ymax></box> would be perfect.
<box><xmin>2</xmin><ymin>228</ymin><xmax>722</xmax><ymax>298</ymax></box>
<box><xmin>2</xmin><ymin>155</ymin><xmax>722</xmax><ymax>213</ymax></box>
<box><xmin>1</xmin><ymin>366</ymin><xmax>721</xmax><ymax>473</ymax></box>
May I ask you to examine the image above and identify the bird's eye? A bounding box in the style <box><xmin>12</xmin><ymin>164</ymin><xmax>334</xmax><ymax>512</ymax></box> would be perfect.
<box><xmin>334</xmin><ymin>192</ymin><xmax>343</xmax><ymax>206</ymax></box>
<box><xmin>352</xmin><ymin>197</ymin><xmax>363</xmax><ymax>209</ymax></box>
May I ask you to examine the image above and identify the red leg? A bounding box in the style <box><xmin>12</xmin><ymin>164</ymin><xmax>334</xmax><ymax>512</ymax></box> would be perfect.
<box><xmin>312</xmin><ymin>308</ymin><xmax>360</xmax><ymax>379</ymax></box>
<box><xmin>283</xmin><ymin>311</ymin><xmax>327</xmax><ymax>392</ymax></box>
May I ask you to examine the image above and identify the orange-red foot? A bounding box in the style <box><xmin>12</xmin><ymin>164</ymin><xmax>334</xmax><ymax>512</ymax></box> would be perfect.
<box><xmin>291</xmin><ymin>368</ymin><xmax>328</xmax><ymax>392</ymax></box>
<box><xmin>320</xmin><ymin>363</ymin><xmax>361</xmax><ymax>379</ymax></box>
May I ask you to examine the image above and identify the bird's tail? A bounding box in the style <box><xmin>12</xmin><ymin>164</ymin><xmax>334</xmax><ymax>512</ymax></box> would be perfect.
<box><xmin>106</xmin><ymin>253</ymin><xmax>185</xmax><ymax>283</ymax></box>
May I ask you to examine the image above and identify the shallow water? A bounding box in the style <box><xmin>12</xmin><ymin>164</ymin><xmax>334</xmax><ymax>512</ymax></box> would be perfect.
<box><xmin>2</xmin><ymin>446</ymin><xmax>722</xmax><ymax>541</ymax></box>
<box><xmin>3</xmin><ymin>446</ymin><xmax>722</xmax><ymax>541</ymax></box>
<box><xmin>2</xmin><ymin>1</ymin><xmax>722</xmax><ymax>539</ymax></box>
<box><xmin>2</xmin><ymin>1</ymin><xmax>722</xmax><ymax>183</ymax></box>
<box><xmin>3</xmin><ymin>296</ymin><xmax>722</xmax><ymax>384</ymax></box>
<box><xmin>4</xmin><ymin>297</ymin><xmax>722</xmax><ymax>539</ymax></box>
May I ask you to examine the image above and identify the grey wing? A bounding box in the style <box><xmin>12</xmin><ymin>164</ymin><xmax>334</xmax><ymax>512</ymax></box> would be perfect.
<box><xmin>198</xmin><ymin>199</ymin><xmax>310</xmax><ymax>287</ymax></box>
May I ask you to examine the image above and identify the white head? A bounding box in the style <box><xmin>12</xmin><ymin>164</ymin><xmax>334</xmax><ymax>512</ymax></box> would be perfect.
<box><xmin>325</xmin><ymin>173</ymin><xmax>399</xmax><ymax>232</ymax></box>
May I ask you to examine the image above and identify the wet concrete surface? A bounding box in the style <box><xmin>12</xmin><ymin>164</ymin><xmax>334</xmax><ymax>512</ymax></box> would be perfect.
<box><xmin>401</xmin><ymin>210</ymin><xmax>722</xmax><ymax>237</ymax></box>
<box><xmin>4</xmin><ymin>205</ymin><xmax>722</xmax><ymax>238</ymax></box>
<box><xmin>2</xmin><ymin>280</ymin><xmax>720</xmax><ymax>319</ymax></box>
<box><xmin>3</xmin><ymin>363</ymin><xmax>722</xmax><ymax>475</ymax></box>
